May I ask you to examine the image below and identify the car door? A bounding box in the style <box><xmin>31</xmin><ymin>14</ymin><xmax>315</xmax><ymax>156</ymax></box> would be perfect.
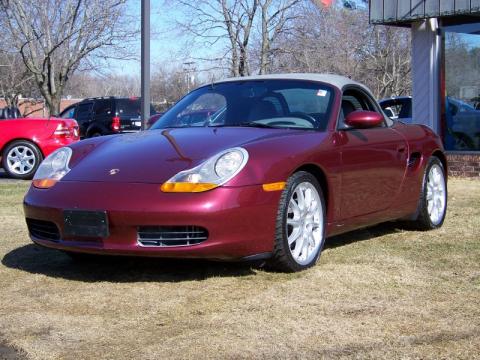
<box><xmin>93</xmin><ymin>99</ymin><xmax>113</xmax><ymax>132</ymax></box>
<box><xmin>75</xmin><ymin>102</ymin><xmax>94</xmax><ymax>137</ymax></box>
<box><xmin>338</xmin><ymin>88</ymin><xmax>408</xmax><ymax>221</ymax></box>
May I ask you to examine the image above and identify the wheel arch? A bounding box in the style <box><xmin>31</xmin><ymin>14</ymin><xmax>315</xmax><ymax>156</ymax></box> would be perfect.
<box><xmin>0</xmin><ymin>138</ymin><xmax>45</xmax><ymax>158</ymax></box>
<box><xmin>431</xmin><ymin>150</ymin><xmax>447</xmax><ymax>177</ymax></box>
<box><xmin>291</xmin><ymin>163</ymin><xmax>330</xmax><ymax>213</ymax></box>
<box><xmin>86</xmin><ymin>124</ymin><xmax>105</xmax><ymax>137</ymax></box>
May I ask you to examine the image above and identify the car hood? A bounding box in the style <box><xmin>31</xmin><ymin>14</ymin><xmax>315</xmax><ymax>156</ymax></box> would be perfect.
<box><xmin>64</xmin><ymin>127</ymin><xmax>311</xmax><ymax>183</ymax></box>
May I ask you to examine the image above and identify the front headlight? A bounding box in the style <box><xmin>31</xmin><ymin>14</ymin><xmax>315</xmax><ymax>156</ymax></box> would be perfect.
<box><xmin>32</xmin><ymin>147</ymin><xmax>72</xmax><ymax>189</ymax></box>
<box><xmin>161</xmin><ymin>147</ymin><xmax>249</xmax><ymax>192</ymax></box>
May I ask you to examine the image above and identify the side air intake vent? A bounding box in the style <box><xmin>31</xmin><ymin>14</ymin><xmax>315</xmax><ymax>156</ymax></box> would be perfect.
<box><xmin>408</xmin><ymin>152</ymin><xmax>421</xmax><ymax>168</ymax></box>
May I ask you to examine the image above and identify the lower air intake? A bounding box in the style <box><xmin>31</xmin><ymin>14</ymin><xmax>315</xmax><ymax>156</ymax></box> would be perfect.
<box><xmin>26</xmin><ymin>218</ymin><xmax>60</xmax><ymax>241</ymax></box>
<box><xmin>137</xmin><ymin>226</ymin><xmax>208</xmax><ymax>247</ymax></box>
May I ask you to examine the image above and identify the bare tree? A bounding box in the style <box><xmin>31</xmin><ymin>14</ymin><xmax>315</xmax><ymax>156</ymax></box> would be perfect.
<box><xmin>0</xmin><ymin>51</ymin><xmax>36</xmax><ymax>108</ymax></box>
<box><xmin>172</xmin><ymin>0</ymin><xmax>301</xmax><ymax>76</ymax></box>
<box><xmin>362</xmin><ymin>26</ymin><xmax>411</xmax><ymax>98</ymax></box>
<box><xmin>150</xmin><ymin>64</ymin><xmax>201</xmax><ymax>110</ymax></box>
<box><xmin>64</xmin><ymin>72</ymin><xmax>141</xmax><ymax>99</ymax></box>
<box><xmin>270</xmin><ymin>3</ymin><xmax>411</xmax><ymax>98</ymax></box>
<box><xmin>271</xmin><ymin>4</ymin><xmax>367</xmax><ymax>74</ymax></box>
<box><xmin>173</xmin><ymin>0</ymin><xmax>259</xmax><ymax>77</ymax></box>
<box><xmin>258</xmin><ymin>0</ymin><xmax>300</xmax><ymax>74</ymax></box>
<box><xmin>0</xmin><ymin>0</ymin><xmax>137</xmax><ymax>115</ymax></box>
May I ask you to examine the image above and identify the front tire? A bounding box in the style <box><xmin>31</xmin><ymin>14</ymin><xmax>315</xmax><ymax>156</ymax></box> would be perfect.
<box><xmin>410</xmin><ymin>156</ymin><xmax>447</xmax><ymax>230</ymax></box>
<box><xmin>2</xmin><ymin>140</ymin><xmax>43</xmax><ymax>179</ymax></box>
<box><xmin>268</xmin><ymin>171</ymin><xmax>326</xmax><ymax>272</ymax></box>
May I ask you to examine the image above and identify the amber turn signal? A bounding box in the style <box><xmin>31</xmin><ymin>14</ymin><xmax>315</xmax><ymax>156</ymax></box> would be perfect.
<box><xmin>262</xmin><ymin>182</ymin><xmax>286</xmax><ymax>192</ymax></box>
<box><xmin>160</xmin><ymin>182</ymin><xmax>217</xmax><ymax>193</ymax></box>
<box><xmin>32</xmin><ymin>179</ymin><xmax>58</xmax><ymax>189</ymax></box>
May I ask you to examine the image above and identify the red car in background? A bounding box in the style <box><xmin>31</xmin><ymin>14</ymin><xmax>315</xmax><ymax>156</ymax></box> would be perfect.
<box><xmin>0</xmin><ymin>117</ymin><xmax>79</xmax><ymax>179</ymax></box>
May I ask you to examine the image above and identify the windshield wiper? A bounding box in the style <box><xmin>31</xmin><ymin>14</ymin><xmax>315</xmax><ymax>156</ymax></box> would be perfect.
<box><xmin>207</xmin><ymin>123</ymin><xmax>230</xmax><ymax>127</ymax></box>
<box><xmin>207</xmin><ymin>122</ymin><xmax>277</xmax><ymax>128</ymax></box>
<box><xmin>237</xmin><ymin>122</ymin><xmax>278</xmax><ymax>128</ymax></box>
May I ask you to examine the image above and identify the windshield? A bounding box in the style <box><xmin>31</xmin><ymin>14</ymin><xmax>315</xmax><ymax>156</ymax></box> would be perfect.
<box><xmin>151</xmin><ymin>79</ymin><xmax>334</xmax><ymax>131</ymax></box>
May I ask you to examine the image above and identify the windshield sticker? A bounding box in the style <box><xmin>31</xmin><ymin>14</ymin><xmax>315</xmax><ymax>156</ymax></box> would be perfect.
<box><xmin>316</xmin><ymin>90</ymin><xmax>327</xmax><ymax>97</ymax></box>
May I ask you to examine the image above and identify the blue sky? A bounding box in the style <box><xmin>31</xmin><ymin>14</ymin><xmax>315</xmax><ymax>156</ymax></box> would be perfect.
<box><xmin>107</xmin><ymin>0</ymin><xmax>190</xmax><ymax>76</ymax></box>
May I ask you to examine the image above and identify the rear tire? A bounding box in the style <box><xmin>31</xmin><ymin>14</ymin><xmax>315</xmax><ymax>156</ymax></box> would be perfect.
<box><xmin>2</xmin><ymin>140</ymin><xmax>43</xmax><ymax>179</ymax></box>
<box><xmin>410</xmin><ymin>156</ymin><xmax>447</xmax><ymax>230</ymax></box>
<box><xmin>267</xmin><ymin>171</ymin><xmax>326</xmax><ymax>272</ymax></box>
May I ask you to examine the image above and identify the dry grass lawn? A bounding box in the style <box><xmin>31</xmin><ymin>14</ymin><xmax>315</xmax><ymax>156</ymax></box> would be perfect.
<box><xmin>0</xmin><ymin>179</ymin><xmax>479</xmax><ymax>359</ymax></box>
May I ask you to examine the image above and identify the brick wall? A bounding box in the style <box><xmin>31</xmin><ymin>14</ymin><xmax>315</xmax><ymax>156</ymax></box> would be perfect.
<box><xmin>446</xmin><ymin>153</ymin><xmax>480</xmax><ymax>178</ymax></box>
<box><xmin>0</xmin><ymin>98</ymin><xmax>82</xmax><ymax>118</ymax></box>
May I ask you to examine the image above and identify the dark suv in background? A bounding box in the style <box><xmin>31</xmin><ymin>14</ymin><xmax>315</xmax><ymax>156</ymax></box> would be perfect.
<box><xmin>59</xmin><ymin>97</ymin><xmax>155</xmax><ymax>138</ymax></box>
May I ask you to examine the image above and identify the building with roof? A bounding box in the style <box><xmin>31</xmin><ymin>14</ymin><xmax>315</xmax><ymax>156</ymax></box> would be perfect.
<box><xmin>370</xmin><ymin>0</ymin><xmax>480</xmax><ymax>177</ymax></box>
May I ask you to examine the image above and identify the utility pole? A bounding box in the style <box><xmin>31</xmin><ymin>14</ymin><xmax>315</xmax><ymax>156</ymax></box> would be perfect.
<box><xmin>183</xmin><ymin>61</ymin><xmax>196</xmax><ymax>94</ymax></box>
<box><xmin>141</xmin><ymin>0</ymin><xmax>150</xmax><ymax>130</ymax></box>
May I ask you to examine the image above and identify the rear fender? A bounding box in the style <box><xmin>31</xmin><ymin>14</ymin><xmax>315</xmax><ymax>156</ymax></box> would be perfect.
<box><xmin>391</xmin><ymin>123</ymin><xmax>446</xmax><ymax>215</ymax></box>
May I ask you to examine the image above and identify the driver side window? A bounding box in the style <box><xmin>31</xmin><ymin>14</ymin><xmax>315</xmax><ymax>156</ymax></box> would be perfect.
<box><xmin>338</xmin><ymin>89</ymin><xmax>386</xmax><ymax>129</ymax></box>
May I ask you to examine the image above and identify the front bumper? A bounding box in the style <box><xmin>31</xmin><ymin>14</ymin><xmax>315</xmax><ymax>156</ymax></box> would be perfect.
<box><xmin>23</xmin><ymin>181</ymin><xmax>281</xmax><ymax>260</ymax></box>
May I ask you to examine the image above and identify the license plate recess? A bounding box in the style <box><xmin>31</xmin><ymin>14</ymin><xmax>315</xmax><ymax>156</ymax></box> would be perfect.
<box><xmin>63</xmin><ymin>210</ymin><xmax>109</xmax><ymax>238</ymax></box>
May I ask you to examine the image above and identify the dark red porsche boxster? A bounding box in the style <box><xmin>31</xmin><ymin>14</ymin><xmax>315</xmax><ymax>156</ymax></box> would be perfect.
<box><xmin>24</xmin><ymin>74</ymin><xmax>448</xmax><ymax>272</ymax></box>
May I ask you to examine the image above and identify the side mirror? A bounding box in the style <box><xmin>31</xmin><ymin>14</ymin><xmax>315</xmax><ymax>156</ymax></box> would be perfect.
<box><xmin>344</xmin><ymin>110</ymin><xmax>384</xmax><ymax>129</ymax></box>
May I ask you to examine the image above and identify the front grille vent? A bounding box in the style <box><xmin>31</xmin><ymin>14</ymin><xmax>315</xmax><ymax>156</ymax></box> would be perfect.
<box><xmin>137</xmin><ymin>226</ymin><xmax>208</xmax><ymax>247</ymax></box>
<box><xmin>26</xmin><ymin>218</ymin><xmax>60</xmax><ymax>241</ymax></box>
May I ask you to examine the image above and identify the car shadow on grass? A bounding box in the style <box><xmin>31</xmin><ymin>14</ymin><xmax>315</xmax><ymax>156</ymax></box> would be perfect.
<box><xmin>324</xmin><ymin>221</ymin><xmax>406</xmax><ymax>250</ymax></box>
<box><xmin>1</xmin><ymin>244</ymin><xmax>257</xmax><ymax>283</ymax></box>
<box><xmin>2</xmin><ymin>222</ymin><xmax>408</xmax><ymax>282</ymax></box>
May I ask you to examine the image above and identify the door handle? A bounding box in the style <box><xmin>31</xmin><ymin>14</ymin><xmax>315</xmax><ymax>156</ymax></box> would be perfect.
<box><xmin>397</xmin><ymin>146</ymin><xmax>406</xmax><ymax>153</ymax></box>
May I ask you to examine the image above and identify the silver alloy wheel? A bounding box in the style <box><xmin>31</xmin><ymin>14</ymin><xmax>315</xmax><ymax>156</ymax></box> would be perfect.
<box><xmin>286</xmin><ymin>182</ymin><xmax>324</xmax><ymax>265</ymax></box>
<box><xmin>6</xmin><ymin>145</ymin><xmax>36</xmax><ymax>175</ymax></box>
<box><xmin>426</xmin><ymin>164</ymin><xmax>446</xmax><ymax>225</ymax></box>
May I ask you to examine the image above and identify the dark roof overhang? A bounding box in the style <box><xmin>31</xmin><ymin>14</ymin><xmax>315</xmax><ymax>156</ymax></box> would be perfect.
<box><xmin>370</xmin><ymin>0</ymin><xmax>480</xmax><ymax>26</ymax></box>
